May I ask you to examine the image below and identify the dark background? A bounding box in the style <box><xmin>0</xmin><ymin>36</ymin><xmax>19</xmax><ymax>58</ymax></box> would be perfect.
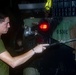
<box><xmin>0</xmin><ymin>0</ymin><xmax>76</xmax><ymax>75</ymax></box>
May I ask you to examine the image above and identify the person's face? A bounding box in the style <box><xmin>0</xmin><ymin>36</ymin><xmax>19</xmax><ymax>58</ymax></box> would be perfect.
<box><xmin>0</xmin><ymin>17</ymin><xmax>10</xmax><ymax>35</ymax></box>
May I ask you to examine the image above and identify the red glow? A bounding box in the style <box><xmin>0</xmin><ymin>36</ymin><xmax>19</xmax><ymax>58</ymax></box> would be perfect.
<box><xmin>39</xmin><ymin>23</ymin><xmax>49</xmax><ymax>31</ymax></box>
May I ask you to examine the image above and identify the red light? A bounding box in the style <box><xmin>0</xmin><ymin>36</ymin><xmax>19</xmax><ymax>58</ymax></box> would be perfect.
<box><xmin>38</xmin><ymin>19</ymin><xmax>51</xmax><ymax>36</ymax></box>
<box><xmin>40</xmin><ymin>24</ymin><xmax>48</xmax><ymax>29</ymax></box>
<box><xmin>39</xmin><ymin>22</ymin><xmax>49</xmax><ymax>31</ymax></box>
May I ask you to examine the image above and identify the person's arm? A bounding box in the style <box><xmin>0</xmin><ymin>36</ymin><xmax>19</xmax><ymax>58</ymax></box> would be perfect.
<box><xmin>0</xmin><ymin>44</ymin><xmax>49</xmax><ymax>68</ymax></box>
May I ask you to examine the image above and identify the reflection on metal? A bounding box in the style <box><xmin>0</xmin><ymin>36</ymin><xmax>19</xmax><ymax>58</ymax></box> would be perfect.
<box><xmin>18</xmin><ymin>3</ymin><xmax>45</xmax><ymax>10</ymax></box>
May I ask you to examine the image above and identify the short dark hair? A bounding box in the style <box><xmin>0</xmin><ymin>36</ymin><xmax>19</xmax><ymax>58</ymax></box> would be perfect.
<box><xmin>0</xmin><ymin>10</ymin><xmax>9</xmax><ymax>23</ymax></box>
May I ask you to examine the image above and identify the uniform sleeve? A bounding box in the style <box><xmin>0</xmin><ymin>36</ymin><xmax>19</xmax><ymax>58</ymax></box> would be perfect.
<box><xmin>0</xmin><ymin>39</ymin><xmax>6</xmax><ymax>53</ymax></box>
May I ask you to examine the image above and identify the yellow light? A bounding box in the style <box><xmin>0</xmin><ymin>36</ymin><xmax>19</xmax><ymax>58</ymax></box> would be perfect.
<box><xmin>45</xmin><ymin>0</ymin><xmax>52</xmax><ymax>10</ymax></box>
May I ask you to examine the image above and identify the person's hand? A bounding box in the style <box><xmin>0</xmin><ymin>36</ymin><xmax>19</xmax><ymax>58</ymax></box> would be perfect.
<box><xmin>33</xmin><ymin>44</ymin><xmax>49</xmax><ymax>53</ymax></box>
